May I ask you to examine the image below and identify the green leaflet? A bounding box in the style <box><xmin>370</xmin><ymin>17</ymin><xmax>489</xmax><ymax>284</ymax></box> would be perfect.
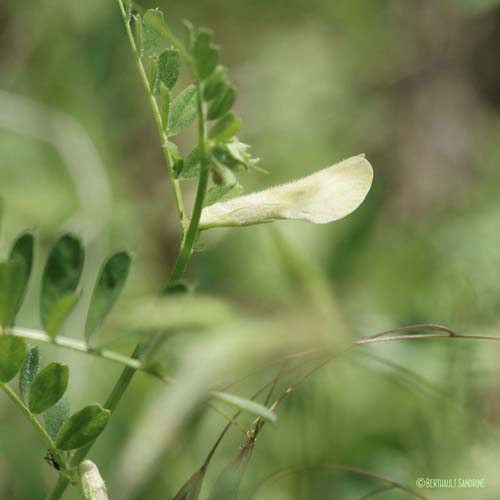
<box><xmin>168</xmin><ymin>85</ymin><xmax>198</xmax><ymax>136</ymax></box>
<box><xmin>178</xmin><ymin>146</ymin><xmax>201</xmax><ymax>180</ymax></box>
<box><xmin>204</xmin><ymin>66</ymin><xmax>228</xmax><ymax>101</ymax></box>
<box><xmin>44</xmin><ymin>397</ymin><xmax>70</xmax><ymax>440</ymax></box>
<box><xmin>204</xmin><ymin>183</ymin><xmax>243</xmax><ymax>208</ymax></box>
<box><xmin>55</xmin><ymin>404</ymin><xmax>111</xmax><ymax>451</ymax></box>
<box><xmin>19</xmin><ymin>346</ymin><xmax>39</xmax><ymax>404</ymax></box>
<box><xmin>0</xmin><ymin>259</ymin><xmax>26</xmax><ymax>328</ymax></box>
<box><xmin>41</xmin><ymin>234</ymin><xmax>84</xmax><ymax>332</ymax></box>
<box><xmin>207</xmin><ymin>84</ymin><xmax>236</xmax><ymax>121</ymax></box>
<box><xmin>208</xmin><ymin>112</ymin><xmax>241</xmax><ymax>143</ymax></box>
<box><xmin>0</xmin><ymin>335</ymin><xmax>27</xmax><ymax>383</ymax></box>
<box><xmin>85</xmin><ymin>251</ymin><xmax>132</xmax><ymax>342</ymax></box>
<box><xmin>157</xmin><ymin>49</ymin><xmax>180</xmax><ymax>90</ymax></box>
<box><xmin>192</xmin><ymin>29</ymin><xmax>219</xmax><ymax>80</ymax></box>
<box><xmin>9</xmin><ymin>232</ymin><xmax>34</xmax><ymax>318</ymax></box>
<box><xmin>45</xmin><ymin>292</ymin><xmax>81</xmax><ymax>339</ymax></box>
<box><xmin>141</xmin><ymin>9</ymin><xmax>165</xmax><ymax>57</ymax></box>
<box><xmin>211</xmin><ymin>391</ymin><xmax>276</xmax><ymax>424</ymax></box>
<box><xmin>28</xmin><ymin>362</ymin><xmax>69</xmax><ymax>414</ymax></box>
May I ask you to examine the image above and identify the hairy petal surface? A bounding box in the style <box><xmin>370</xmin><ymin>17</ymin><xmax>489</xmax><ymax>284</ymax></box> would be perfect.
<box><xmin>199</xmin><ymin>155</ymin><xmax>373</xmax><ymax>229</ymax></box>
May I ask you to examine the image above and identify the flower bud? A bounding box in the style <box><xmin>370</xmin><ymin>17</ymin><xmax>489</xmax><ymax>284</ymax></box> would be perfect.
<box><xmin>199</xmin><ymin>155</ymin><xmax>373</xmax><ymax>229</ymax></box>
<box><xmin>80</xmin><ymin>460</ymin><xmax>109</xmax><ymax>500</ymax></box>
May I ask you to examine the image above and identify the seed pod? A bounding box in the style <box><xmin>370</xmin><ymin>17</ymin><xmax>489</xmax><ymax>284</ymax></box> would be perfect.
<box><xmin>79</xmin><ymin>460</ymin><xmax>108</xmax><ymax>500</ymax></box>
<box><xmin>199</xmin><ymin>155</ymin><xmax>373</xmax><ymax>229</ymax></box>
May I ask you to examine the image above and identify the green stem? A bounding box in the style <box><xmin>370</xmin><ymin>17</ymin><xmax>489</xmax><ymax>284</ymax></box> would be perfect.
<box><xmin>69</xmin><ymin>343</ymin><xmax>144</xmax><ymax>465</ymax></box>
<box><xmin>168</xmin><ymin>80</ymin><xmax>210</xmax><ymax>283</ymax></box>
<box><xmin>116</xmin><ymin>0</ymin><xmax>186</xmax><ymax>228</ymax></box>
<box><xmin>45</xmin><ymin>477</ymin><xmax>71</xmax><ymax>500</ymax></box>
<box><xmin>0</xmin><ymin>383</ymin><xmax>66</xmax><ymax>470</ymax></box>
<box><xmin>9</xmin><ymin>327</ymin><xmax>146</xmax><ymax>373</ymax></box>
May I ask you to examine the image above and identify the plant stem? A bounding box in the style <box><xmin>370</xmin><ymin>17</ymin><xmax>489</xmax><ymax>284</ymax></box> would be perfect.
<box><xmin>9</xmin><ymin>327</ymin><xmax>146</xmax><ymax>373</ymax></box>
<box><xmin>168</xmin><ymin>80</ymin><xmax>209</xmax><ymax>282</ymax></box>
<box><xmin>116</xmin><ymin>0</ymin><xmax>186</xmax><ymax>228</ymax></box>
<box><xmin>0</xmin><ymin>383</ymin><xmax>66</xmax><ymax>469</ymax></box>
<box><xmin>45</xmin><ymin>477</ymin><xmax>71</xmax><ymax>500</ymax></box>
<box><xmin>69</xmin><ymin>343</ymin><xmax>144</xmax><ymax>465</ymax></box>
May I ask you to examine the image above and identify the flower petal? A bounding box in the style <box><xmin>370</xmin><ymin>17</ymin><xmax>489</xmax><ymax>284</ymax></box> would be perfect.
<box><xmin>199</xmin><ymin>154</ymin><xmax>373</xmax><ymax>229</ymax></box>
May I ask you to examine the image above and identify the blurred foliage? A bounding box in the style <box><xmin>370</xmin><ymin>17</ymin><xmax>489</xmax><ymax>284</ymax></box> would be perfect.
<box><xmin>2</xmin><ymin>0</ymin><xmax>500</xmax><ymax>499</ymax></box>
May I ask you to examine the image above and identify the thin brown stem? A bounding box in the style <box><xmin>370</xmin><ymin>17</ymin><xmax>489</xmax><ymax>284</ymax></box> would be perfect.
<box><xmin>208</xmin><ymin>403</ymin><xmax>248</xmax><ymax>436</ymax></box>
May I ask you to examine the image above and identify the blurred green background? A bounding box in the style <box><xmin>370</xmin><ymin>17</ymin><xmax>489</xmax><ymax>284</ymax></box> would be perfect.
<box><xmin>2</xmin><ymin>0</ymin><xmax>500</xmax><ymax>498</ymax></box>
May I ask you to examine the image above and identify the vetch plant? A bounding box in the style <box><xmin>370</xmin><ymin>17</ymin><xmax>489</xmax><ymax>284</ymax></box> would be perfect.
<box><xmin>3</xmin><ymin>2</ymin><xmax>500</xmax><ymax>499</ymax></box>
<box><xmin>2</xmin><ymin>2</ymin><xmax>449</xmax><ymax>499</ymax></box>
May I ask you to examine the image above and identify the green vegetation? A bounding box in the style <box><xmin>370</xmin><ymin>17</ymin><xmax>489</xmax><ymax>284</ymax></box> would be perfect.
<box><xmin>2</xmin><ymin>0</ymin><xmax>500</xmax><ymax>499</ymax></box>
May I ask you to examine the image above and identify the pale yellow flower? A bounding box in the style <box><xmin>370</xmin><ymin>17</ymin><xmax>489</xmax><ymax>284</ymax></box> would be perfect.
<box><xmin>199</xmin><ymin>154</ymin><xmax>373</xmax><ymax>229</ymax></box>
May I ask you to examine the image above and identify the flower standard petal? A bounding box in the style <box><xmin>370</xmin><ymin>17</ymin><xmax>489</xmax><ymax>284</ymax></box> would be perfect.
<box><xmin>199</xmin><ymin>155</ymin><xmax>373</xmax><ymax>229</ymax></box>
